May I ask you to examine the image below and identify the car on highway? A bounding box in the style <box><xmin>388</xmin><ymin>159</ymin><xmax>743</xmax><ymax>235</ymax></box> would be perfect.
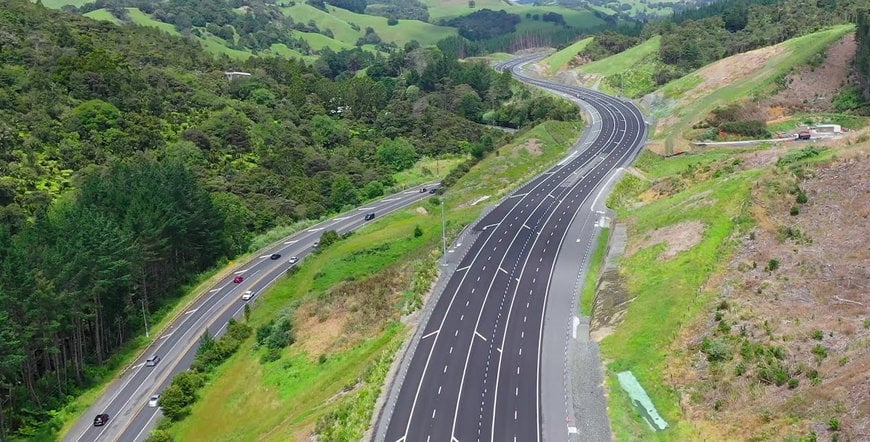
<box><xmin>364</xmin><ymin>212</ymin><xmax>375</xmax><ymax>221</ymax></box>
<box><xmin>269</xmin><ymin>253</ymin><xmax>281</xmax><ymax>260</ymax></box>
<box><xmin>241</xmin><ymin>290</ymin><xmax>254</xmax><ymax>301</ymax></box>
<box><xmin>429</xmin><ymin>188</ymin><xmax>437</xmax><ymax>194</ymax></box>
<box><xmin>145</xmin><ymin>355</ymin><xmax>160</xmax><ymax>367</ymax></box>
<box><xmin>420</xmin><ymin>187</ymin><xmax>427</xmax><ymax>193</ymax></box>
<box><xmin>148</xmin><ymin>394</ymin><xmax>160</xmax><ymax>408</ymax></box>
<box><xmin>93</xmin><ymin>413</ymin><xmax>109</xmax><ymax>426</ymax></box>
<box><xmin>288</xmin><ymin>256</ymin><xmax>298</xmax><ymax>264</ymax></box>
<box><xmin>313</xmin><ymin>240</ymin><xmax>319</xmax><ymax>248</ymax></box>
<box><xmin>233</xmin><ymin>276</ymin><xmax>244</xmax><ymax>283</ymax></box>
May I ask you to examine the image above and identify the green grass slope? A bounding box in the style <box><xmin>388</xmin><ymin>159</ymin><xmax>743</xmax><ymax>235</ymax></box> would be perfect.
<box><xmin>283</xmin><ymin>3</ymin><xmax>456</xmax><ymax>48</ymax></box>
<box><xmin>601</xmin><ymin>147</ymin><xmax>759</xmax><ymax>441</ymax></box>
<box><xmin>38</xmin><ymin>0</ymin><xmax>90</xmax><ymax>8</ymax></box>
<box><xmin>422</xmin><ymin>0</ymin><xmax>604</xmax><ymax>29</ymax></box>
<box><xmin>578</xmin><ymin>35</ymin><xmax>661</xmax><ymax>77</ymax></box>
<box><xmin>89</xmin><ymin>8</ymin><xmax>253</xmax><ymax>60</ymax></box>
<box><xmin>543</xmin><ymin>36</ymin><xmax>593</xmax><ymax>73</ymax></box>
<box><xmin>83</xmin><ymin>8</ymin><xmax>121</xmax><ymax>25</ymax></box>
<box><xmin>124</xmin><ymin>7</ymin><xmax>179</xmax><ymax>35</ymax></box>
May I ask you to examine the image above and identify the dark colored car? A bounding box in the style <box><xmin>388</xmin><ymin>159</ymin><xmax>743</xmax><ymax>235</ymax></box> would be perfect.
<box><xmin>429</xmin><ymin>188</ymin><xmax>437</xmax><ymax>194</ymax></box>
<box><xmin>270</xmin><ymin>253</ymin><xmax>281</xmax><ymax>260</ymax></box>
<box><xmin>233</xmin><ymin>276</ymin><xmax>244</xmax><ymax>283</ymax></box>
<box><xmin>364</xmin><ymin>212</ymin><xmax>375</xmax><ymax>221</ymax></box>
<box><xmin>93</xmin><ymin>413</ymin><xmax>109</xmax><ymax>426</ymax></box>
<box><xmin>420</xmin><ymin>187</ymin><xmax>427</xmax><ymax>193</ymax></box>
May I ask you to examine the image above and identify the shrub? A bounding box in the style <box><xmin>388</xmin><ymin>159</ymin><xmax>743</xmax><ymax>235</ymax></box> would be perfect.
<box><xmin>319</xmin><ymin>229</ymin><xmax>340</xmax><ymax>248</ymax></box>
<box><xmin>790</xmin><ymin>205</ymin><xmax>799</xmax><ymax>216</ymax></box>
<box><xmin>145</xmin><ymin>429</ymin><xmax>175</xmax><ymax>442</ymax></box>
<box><xmin>788</xmin><ymin>378</ymin><xmax>799</xmax><ymax>389</ymax></box>
<box><xmin>828</xmin><ymin>418</ymin><xmax>840</xmax><ymax>431</ymax></box>
<box><xmin>701</xmin><ymin>337</ymin><xmax>731</xmax><ymax>362</ymax></box>
<box><xmin>776</xmin><ymin>147</ymin><xmax>824</xmax><ymax>167</ymax></box>
<box><xmin>718</xmin><ymin>120</ymin><xmax>771</xmax><ymax>138</ymax></box>
<box><xmin>414</xmin><ymin>225</ymin><xmax>423</xmax><ymax>237</ymax></box>
<box><xmin>758</xmin><ymin>360</ymin><xmax>789</xmax><ymax>386</ymax></box>
<box><xmin>766</xmin><ymin>259</ymin><xmax>780</xmax><ymax>272</ymax></box>
<box><xmin>812</xmin><ymin>330</ymin><xmax>824</xmax><ymax>340</ymax></box>
<box><xmin>159</xmin><ymin>384</ymin><xmax>192</xmax><ymax>421</ymax></box>
<box><xmin>777</xmin><ymin>226</ymin><xmax>811</xmax><ymax>243</ymax></box>
<box><xmin>796</xmin><ymin>190</ymin><xmax>808</xmax><ymax>204</ymax></box>
<box><xmin>812</xmin><ymin>344</ymin><xmax>828</xmax><ymax>361</ymax></box>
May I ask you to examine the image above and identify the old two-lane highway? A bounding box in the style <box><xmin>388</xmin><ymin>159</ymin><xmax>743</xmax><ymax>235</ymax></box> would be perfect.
<box><xmin>65</xmin><ymin>184</ymin><xmax>438</xmax><ymax>442</ymax></box>
<box><xmin>379</xmin><ymin>56</ymin><xmax>647</xmax><ymax>441</ymax></box>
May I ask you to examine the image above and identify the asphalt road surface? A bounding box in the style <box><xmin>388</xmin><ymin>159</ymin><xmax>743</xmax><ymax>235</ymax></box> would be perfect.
<box><xmin>379</xmin><ymin>55</ymin><xmax>647</xmax><ymax>442</ymax></box>
<box><xmin>64</xmin><ymin>184</ymin><xmax>438</xmax><ymax>442</ymax></box>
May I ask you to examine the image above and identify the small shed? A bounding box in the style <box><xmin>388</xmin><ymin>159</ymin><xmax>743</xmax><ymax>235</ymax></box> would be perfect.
<box><xmin>813</xmin><ymin>124</ymin><xmax>842</xmax><ymax>133</ymax></box>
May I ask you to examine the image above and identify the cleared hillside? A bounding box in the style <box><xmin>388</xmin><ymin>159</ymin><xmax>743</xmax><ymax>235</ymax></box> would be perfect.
<box><xmin>648</xmin><ymin>25</ymin><xmax>856</xmax><ymax>153</ymax></box>
<box><xmin>596</xmin><ymin>131</ymin><xmax>870</xmax><ymax>441</ymax></box>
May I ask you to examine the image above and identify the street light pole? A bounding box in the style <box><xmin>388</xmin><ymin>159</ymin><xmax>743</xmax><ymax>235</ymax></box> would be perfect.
<box><xmin>141</xmin><ymin>299</ymin><xmax>150</xmax><ymax>338</ymax></box>
<box><xmin>441</xmin><ymin>200</ymin><xmax>447</xmax><ymax>266</ymax></box>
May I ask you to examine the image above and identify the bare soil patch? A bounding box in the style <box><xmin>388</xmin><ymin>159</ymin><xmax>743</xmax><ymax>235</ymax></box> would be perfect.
<box><xmin>686</xmin><ymin>45</ymin><xmax>786</xmax><ymax>104</ymax></box>
<box><xmin>513</xmin><ymin>137</ymin><xmax>543</xmax><ymax>156</ymax></box>
<box><xmin>669</xmin><ymin>144</ymin><xmax>870</xmax><ymax>440</ymax></box>
<box><xmin>294</xmin><ymin>266</ymin><xmax>410</xmax><ymax>357</ymax></box>
<box><xmin>625</xmin><ymin>220</ymin><xmax>706</xmax><ymax>260</ymax></box>
<box><xmin>761</xmin><ymin>34</ymin><xmax>856</xmax><ymax>114</ymax></box>
<box><xmin>294</xmin><ymin>304</ymin><xmax>349</xmax><ymax>356</ymax></box>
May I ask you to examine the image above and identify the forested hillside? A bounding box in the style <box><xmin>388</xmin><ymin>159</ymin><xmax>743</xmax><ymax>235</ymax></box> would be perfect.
<box><xmin>0</xmin><ymin>0</ymin><xmax>580</xmax><ymax>437</ymax></box>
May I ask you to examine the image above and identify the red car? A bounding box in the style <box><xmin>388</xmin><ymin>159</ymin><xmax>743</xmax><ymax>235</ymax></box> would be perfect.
<box><xmin>233</xmin><ymin>276</ymin><xmax>244</xmax><ymax>283</ymax></box>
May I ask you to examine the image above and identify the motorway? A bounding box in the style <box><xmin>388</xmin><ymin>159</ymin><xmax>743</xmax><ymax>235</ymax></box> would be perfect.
<box><xmin>379</xmin><ymin>56</ymin><xmax>647</xmax><ymax>441</ymax></box>
<box><xmin>64</xmin><ymin>183</ymin><xmax>438</xmax><ymax>442</ymax></box>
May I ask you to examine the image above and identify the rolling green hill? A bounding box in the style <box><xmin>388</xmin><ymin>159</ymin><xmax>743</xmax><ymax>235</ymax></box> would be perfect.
<box><xmin>290</xmin><ymin>3</ymin><xmax>457</xmax><ymax>46</ymax></box>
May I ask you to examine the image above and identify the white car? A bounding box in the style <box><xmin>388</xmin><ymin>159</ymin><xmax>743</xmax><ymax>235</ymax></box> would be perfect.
<box><xmin>288</xmin><ymin>256</ymin><xmax>298</xmax><ymax>264</ymax></box>
<box><xmin>241</xmin><ymin>290</ymin><xmax>254</xmax><ymax>301</ymax></box>
<box><xmin>148</xmin><ymin>394</ymin><xmax>160</xmax><ymax>408</ymax></box>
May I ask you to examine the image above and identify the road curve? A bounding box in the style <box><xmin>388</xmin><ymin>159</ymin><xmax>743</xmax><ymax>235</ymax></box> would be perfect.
<box><xmin>65</xmin><ymin>184</ymin><xmax>438</xmax><ymax>442</ymax></box>
<box><xmin>378</xmin><ymin>55</ymin><xmax>647</xmax><ymax>442</ymax></box>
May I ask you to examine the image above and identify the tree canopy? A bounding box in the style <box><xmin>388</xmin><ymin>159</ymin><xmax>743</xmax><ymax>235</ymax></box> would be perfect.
<box><xmin>0</xmin><ymin>1</ymin><xmax>582</xmax><ymax>437</ymax></box>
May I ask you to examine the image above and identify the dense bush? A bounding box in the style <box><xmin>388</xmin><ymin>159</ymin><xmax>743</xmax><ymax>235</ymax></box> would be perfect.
<box><xmin>701</xmin><ymin>337</ymin><xmax>732</xmax><ymax>362</ymax></box>
<box><xmin>442</xmin><ymin>9</ymin><xmax>521</xmax><ymax>41</ymax></box>
<box><xmin>718</xmin><ymin>120</ymin><xmax>771</xmax><ymax>138</ymax></box>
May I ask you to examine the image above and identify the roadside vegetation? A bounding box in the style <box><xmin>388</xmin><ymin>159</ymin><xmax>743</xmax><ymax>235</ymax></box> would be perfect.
<box><xmin>593</xmin><ymin>95</ymin><xmax>870</xmax><ymax>442</ymax></box>
<box><xmin>155</xmin><ymin>119</ymin><xmax>584</xmax><ymax>440</ymax></box>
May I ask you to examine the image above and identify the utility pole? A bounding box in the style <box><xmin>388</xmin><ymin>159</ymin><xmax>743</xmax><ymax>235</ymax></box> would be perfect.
<box><xmin>141</xmin><ymin>299</ymin><xmax>150</xmax><ymax>338</ymax></box>
<box><xmin>441</xmin><ymin>200</ymin><xmax>448</xmax><ymax>266</ymax></box>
